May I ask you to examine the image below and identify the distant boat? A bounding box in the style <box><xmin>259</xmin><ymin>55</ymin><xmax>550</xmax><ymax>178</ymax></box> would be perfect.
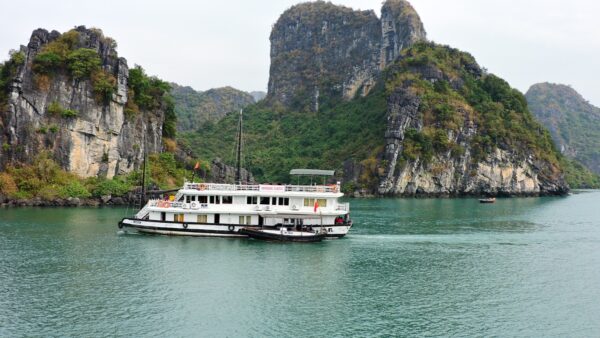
<box><xmin>479</xmin><ymin>197</ymin><xmax>496</xmax><ymax>204</ymax></box>
<box><xmin>239</xmin><ymin>227</ymin><xmax>327</xmax><ymax>242</ymax></box>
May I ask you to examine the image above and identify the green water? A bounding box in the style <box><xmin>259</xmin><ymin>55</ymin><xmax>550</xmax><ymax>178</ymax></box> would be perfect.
<box><xmin>1</xmin><ymin>192</ymin><xmax>600</xmax><ymax>337</ymax></box>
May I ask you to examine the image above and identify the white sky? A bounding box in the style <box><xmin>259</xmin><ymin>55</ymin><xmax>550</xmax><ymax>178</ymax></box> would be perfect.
<box><xmin>1</xmin><ymin>0</ymin><xmax>598</xmax><ymax>105</ymax></box>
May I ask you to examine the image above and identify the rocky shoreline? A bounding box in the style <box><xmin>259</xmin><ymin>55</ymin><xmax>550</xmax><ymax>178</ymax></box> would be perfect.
<box><xmin>0</xmin><ymin>193</ymin><xmax>140</xmax><ymax>208</ymax></box>
<box><xmin>1</xmin><ymin>189</ymin><xmax>570</xmax><ymax>207</ymax></box>
<box><xmin>350</xmin><ymin>190</ymin><xmax>568</xmax><ymax>198</ymax></box>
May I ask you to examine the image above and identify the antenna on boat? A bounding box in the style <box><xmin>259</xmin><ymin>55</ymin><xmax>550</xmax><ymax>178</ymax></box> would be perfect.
<box><xmin>140</xmin><ymin>132</ymin><xmax>147</xmax><ymax>210</ymax></box>
<box><xmin>235</xmin><ymin>109</ymin><xmax>243</xmax><ymax>185</ymax></box>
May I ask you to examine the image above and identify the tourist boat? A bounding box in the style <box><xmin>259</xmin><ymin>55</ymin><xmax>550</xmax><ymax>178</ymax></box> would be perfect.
<box><xmin>118</xmin><ymin>110</ymin><xmax>352</xmax><ymax>238</ymax></box>
<box><xmin>118</xmin><ymin>169</ymin><xmax>352</xmax><ymax>238</ymax></box>
<box><xmin>479</xmin><ymin>197</ymin><xmax>496</xmax><ymax>204</ymax></box>
<box><xmin>239</xmin><ymin>227</ymin><xmax>327</xmax><ymax>242</ymax></box>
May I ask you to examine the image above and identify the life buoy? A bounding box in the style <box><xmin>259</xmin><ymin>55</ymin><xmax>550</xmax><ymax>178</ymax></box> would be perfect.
<box><xmin>228</xmin><ymin>225</ymin><xmax>235</xmax><ymax>232</ymax></box>
<box><xmin>190</xmin><ymin>201</ymin><xmax>199</xmax><ymax>209</ymax></box>
<box><xmin>183</xmin><ymin>223</ymin><xmax>188</xmax><ymax>229</ymax></box>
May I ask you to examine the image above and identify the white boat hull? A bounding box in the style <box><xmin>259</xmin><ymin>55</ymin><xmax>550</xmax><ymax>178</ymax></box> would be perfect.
<box><xmin>119</xmin><ymin>218</ymin><xmax>352</xmax><ymax>238</ymax></box>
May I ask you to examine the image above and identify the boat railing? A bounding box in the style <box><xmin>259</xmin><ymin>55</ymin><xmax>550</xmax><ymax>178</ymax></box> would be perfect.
<box><xmin>144</xmin><ymin>198</ymin><xmax>350</xmax><ymax>213</ymax></box>
<box><xmin>183</xmin><ymin>182</ymin><xmax>340</xmax><ymax>193</ymax></box>
<box><xmin>336</xmin><ymin>203</ymin><xmax>350</xmax><ymax>211</ymax></box>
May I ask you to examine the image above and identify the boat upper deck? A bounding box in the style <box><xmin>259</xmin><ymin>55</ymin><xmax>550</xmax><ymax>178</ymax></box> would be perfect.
<box><xmin>182</xmin><ymin>182</ymin><xmax>342</xmax><ymax>196</ymax></box>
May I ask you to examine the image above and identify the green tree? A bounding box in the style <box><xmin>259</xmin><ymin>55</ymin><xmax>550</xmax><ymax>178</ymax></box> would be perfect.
<box><xmin>66</xmin><ymin>48</ymin><xmax>101</xmax><ymax>79</ymax></box>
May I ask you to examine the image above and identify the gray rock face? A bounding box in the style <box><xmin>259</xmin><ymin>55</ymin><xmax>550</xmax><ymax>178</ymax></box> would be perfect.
<box><xmin>266</xmin><ymin>0</ymin><xmax>426</xmax><ymax>111</ymax></box>
<box><xmin>380</xmin><ymin>0</ymin><xmax>427</xmax><ymax>67</ymax></box>
<box><xmin>209</xmin><ymin>158</ymin><xmax>254</xmax><ymax>184</ymax></box>
<box><xmin>377</xmin><ymin>72</ymin><xmax>568</xmax><ymax>197</ymax></box>
<box><xmin>0</xmin><ymin>26</ymin><xmax>164</xmax><ymax>178</ymax></box>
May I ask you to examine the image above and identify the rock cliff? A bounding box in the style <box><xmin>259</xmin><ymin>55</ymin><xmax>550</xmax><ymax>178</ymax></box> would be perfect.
<box><xmin>526</xmin><ymin>83</ymin><xmax>600</xmax><ymax>175</ymax></box>
<box><xmin>376</xmin><ymin>44</ymin><xmax>568</xmax><ymax>196</ymax></box>
<box><xmin>175</xmin><ymin>2</ymin><xmax>569</xmax><ymax>196</ymax></box>
<box><xmin>266</xmin><ymin>0</ymin><xmax>426</xmax><ymax>111</ymax></box>
<box><xmin>209</xmin><ymin>158</ymin><xmax>254</xmax><ymax>184</ymax></box>
<box><xmin>171</xmin><ymin>83</ymin><xmax>255</xmax><ymax>132</ymax></box>
<box><xmin>0</xmin><ymin>26</ymin><xmax>168</xmax><ymax>178</ymax></box>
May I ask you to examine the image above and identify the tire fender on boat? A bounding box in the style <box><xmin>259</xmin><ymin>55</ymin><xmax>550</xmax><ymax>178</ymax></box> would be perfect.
<box><xmin>183</xmin><ymin>223</ymin><xmax>188</xmax><ymax>229</ymax></box>
<box><xmin>228</xmin><ymin>225</ymin><xmax>235</xmax><ymax>232</ymax></box>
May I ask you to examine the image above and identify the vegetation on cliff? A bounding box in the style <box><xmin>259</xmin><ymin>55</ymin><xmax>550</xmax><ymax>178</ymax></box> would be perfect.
<box><xmin>387</xmin><ymin>42</ymin><xmax>560</xmax><ymax>170</ymax></box>
<box><xmin>126</xmin><ymin>65</ymin><xmax>176</xmax><ymax>138</ymax></box>
<box><xmin>0</xmin><ymin>152</ymin><xmax>201</xmax><ymax>201</ymax></box>
<box><xmin>171</xmin><ymin>84</ymin><xmax>255</xmax><ymax>132</ymax></box>
<box><xmin>0</xmin><ymin>50</ymin><xmax>26</xmax><ymax>109</ymax></box>
<box><xmin>180</xmin><ymin>42</ymin><xmax>574</xmax><ymax>194</ymax></box>
<box><xmin>559</xmin><ymin>159</ymin><xmax>600</xmax><ymax>189</ymax></box>
<box><xmin>30</xmin><ymin>29</ymin><xmax>118</xmax><ymax>104</ymax></box>
<box><xmin>525</xmin><ymin>83</ymin><xmax>600</xmax><ymax>187</ymax></box>
<box><xmin>179</xmin><ymin>85</ymin><xmax>388</xmax><ymax>183</ymax></box>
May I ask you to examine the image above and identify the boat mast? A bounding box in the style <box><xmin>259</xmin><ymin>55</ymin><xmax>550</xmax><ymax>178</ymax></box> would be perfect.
<box><xmin>235</xmin><ymin>109</ymin><xmax>243</xmax><ymax>184</ymax></box>
<box><xmin>140</xmin><ymin>133</ymin><xmax>147</xmax><ymax>209</ymax></box>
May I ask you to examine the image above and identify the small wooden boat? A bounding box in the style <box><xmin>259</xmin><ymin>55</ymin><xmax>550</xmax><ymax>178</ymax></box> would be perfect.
<box><xmin>239</xmin><ymin>227</ymin><xmax>326</xmax><ymax>242</ymax></box>
<box><xmin>479</xmin><ymin>197</ymin><xmax>496</xmax><ymax>204</ymax></box>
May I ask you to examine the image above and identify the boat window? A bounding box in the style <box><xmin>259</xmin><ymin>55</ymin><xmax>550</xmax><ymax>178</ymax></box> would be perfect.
<box><xmin>222</xmin><ymin>196</ymin><xmax>233</xmax><ymax>204</ymax></box>
<box><xmin>186</xmin><ymin>195</ymin><xmax>191</xmax><ymax>203</ymax></box>
<box><xmin>198</xmin><ymin>196</ymin><xmax>208</xmax><ymax>203</ymax></box>
<box><xmin>278</xmin><ymin>197</ymin><xmax>289</xmax><ymax>205</ymax></box>
<box><xmin>197</xmin><ymin>214</ymin><xmax>207</xmax><ymax>223</ymax></box>
<box><xmin>245</xmin><ymin>216</ymin><xmax>251</xmax><ymax>224</ymax></box>
<box><xmin>214</xmin><ymin>214</ymin><xmax>220</xmax><ymax>224</ymax></box>
<box><xmin>161</xmin><ymin>212</ymin><xmax>166</xmax><ymax>221</ymax></box>
<box><xmin>210</xmin><ymin>196</ymin><xmax>220</xmax><ymax>204</ymax></box>
<box><xmin>303</xmin><ymin>198</ymin><xmax>315</xmax><ymax>207</ymax></box>
<box><xmin>246</xmin><ymin>196</ymin><xmax>257</xmax><ymax>204</ymax></box>
<box><xmin>260</xmin><ymin>197</ymin><xmax>270</xmax><ymax>205</ymax></box>
<box><xmin>174</xmin><ymin>214</ymin><xmax>184</xmax><ymax>222</ymax></box>
<box><xmin>239</xmin><ymin>215</ymin><xmax>251</xmax><ymax>225</ymax></box>
<box><xmin>317</xmin><ymin>199</ymin><xmax>327</xmax><ymax>207</ymax></box>
<box><xmin>271</xmin><ymin>197</ymin><xmax>277</xmax><ymax>205</ymax></box>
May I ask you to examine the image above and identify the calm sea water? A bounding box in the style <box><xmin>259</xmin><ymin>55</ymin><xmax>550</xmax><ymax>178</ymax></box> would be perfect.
<box><xmin>1</xmin><ymin>191</ymin><xmax>600</xmax><ymax>337</ymax></box>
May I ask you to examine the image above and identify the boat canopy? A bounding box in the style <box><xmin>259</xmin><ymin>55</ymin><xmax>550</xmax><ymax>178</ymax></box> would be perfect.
<box><xmin>289</xmin><ymin>169</ymin><xmax>335</xmax><ymax>176</ymax></box>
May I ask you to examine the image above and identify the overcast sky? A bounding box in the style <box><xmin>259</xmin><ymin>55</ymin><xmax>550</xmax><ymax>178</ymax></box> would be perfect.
<box><xmin>1</xmin><ymin>0</ymin><xmax>598</xmax><ymax>105</ymax></box>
